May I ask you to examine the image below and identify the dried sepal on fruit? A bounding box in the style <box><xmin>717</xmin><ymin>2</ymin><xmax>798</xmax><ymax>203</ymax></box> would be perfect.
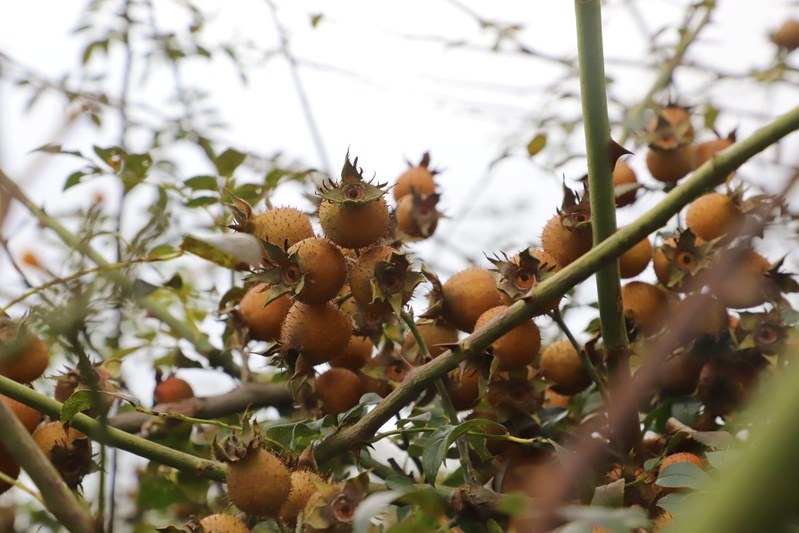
<box><xmin>32</xmin><ymin>421</ymin><xmax>96</xmax><ymax>489</ymax></box>
<box><xmin>303</xmin><ymin>471</ymin><xmax>369</xmax><ymax>533</ymax></box>
<box><xmin>349</xmin><ymin>246</ymin><xmax>425</xmax><ymax>317</ymax></box>
<box><xmin>489</xmin><ymin>248</ymin><xmax>560</xmax><ymax>314</ymax></box>
<box><xmin>653</xmin><ymin>228</ymin><xmax>719</xmax><ymax>292</ymax></box>
<box><xmin>541</xmin><ymin>183</ymin><xmax>593</xmax><ymax>267</ymax></box>
<box><xmin>212</xmin><ymin>417</ymin><xmax>291</xmax><ymax>517</ymax></box>
<box><xmin>645</xmin><ymin>102</ymin><xmax>696</xmax><ymax>149</ymax></box>
<box><xmin>733</xmin><ymin>308</ymin><xmax>792</xmax><ymax>356</ymax></box>
<box><xmin>393</xmin><ymin>151</ymin><xmax>438</xmax><ymax>201</ymax></box>
<box><xmin>394</xmin><ymin>189</ymin><xmax>442</xmax><ymax>240</ymax></box>
<box><xmin>250</xmin><ymin>237</ymin><xmax>347</xmax><ymax>305</ymax></box>
<box><xmin>318</xmin><ymin>152</ymin><xmax>391</xmax><ymax>249</ymax></box>
<box><xmin>358</xmin><ymin>347</ymin><xmax>412</xmax><ymax>398</ymax></box>
<box><xmin>53</xmin><ymin>359</ymin><xmax>121</xmax><ymax>417</ymax></box>
<box><xmin>227</xmin><ymin>195</ymin><xmax>313</xmax><ymax>250</ymax></box>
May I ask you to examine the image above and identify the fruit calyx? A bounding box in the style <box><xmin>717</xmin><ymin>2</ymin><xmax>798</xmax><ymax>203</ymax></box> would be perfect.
<box><xmin>249</xmin><ymin>240</ymin><xmax>309</xmax><ymax>304</ymax></box>
<box><xmin>225</xmin><ymin>193</ymin><xmax>257</xmax><ymax>235</ymax></box>
<box><xmin>212</xmin><ymin>416</ymin><xmax>264</xmax><ymax>464</ymax></box>
<box><xmin>318</xmin><ymin>152</ymin><xmax>388</xmax><ymax>205</ymax></box>
<box><xmin>557</xmin><ymin>183</ymin><xmax>591</xmax><ymax>232</ymax></box>
<box><xmin>734</xmin><ymin>307</ymin><xmax>792</xmax><ymax>356</ymax></box>
<box><xmin>659</xmin><ymin>228</ymin><xmax>719</xmax><ymax>289</ymax></box>
<box><xmin>369</xmin><ymin>250</ymin><xmax>425</xmax><ymax>316</ymax></box>
<box><xmin>304</xmin><ymin>471</ymin><xmax>369</xmax><ymax>530</ymax></box>
<box><xmin>489</xmin><ymin>248</ymin><xmax>557</xmax><ymax>300</ymax></box>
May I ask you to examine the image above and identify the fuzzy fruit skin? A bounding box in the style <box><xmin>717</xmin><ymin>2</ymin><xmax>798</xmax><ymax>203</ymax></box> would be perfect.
<box><xmin>613</xmin><ymin>159</ymin><xmax>638</xmax><ymax>207</ymax></box>
<box><xmin>694</xmin><ymin>137</ymin><xmax>735</xmax><ymax>185</ymax></box>
<box><xmin>541</xmin><ymin>213</ymin><xmax>593</xmax><ymax>267</ymax></box>
<box><xmin>618</xmin><ymin>235</ymin><xmax>652</xmax><ymax>279</ymax></box>
<box><xmin>447</xmin><ymin>368</ymin><xmax>481</xmax><ymax>411</ymax></box>
<box><xmin>656</xmin><ymin>352</ymin><xmax>704</xmax><ymax>397</ymax></box>
<box><xmin>395</xmin><ymin>193</ymin><xmax>439</xmax><ymax>239</ymax></box>
<box><xmin>349</xmin><ymin>245</ymin><xmax>396</xmax><ymax>316</ymax></box>
<box><xmin>621</xmin><ymin>282</ymin><xmax>668</xmax><ymax>336</ymax></box>
<box><xmin>3</xmin><ymin>395</ymin><xmax>41</xmax><ymax>433</ymax></box>
<box><xmin>684</xmin><ymin>192</ymin><xmax>741</xmax><ymax>242</ymax></box>
<box><xmin>226</xmin><ymin>448</ymin><xmax>291</xmax><ymax>517</ymax></box>
<box><xmin>318</xmin><ymin>197</ymin><xmax>390</xmax><ymax>249</ymax></box>
<box><xmin>0</xmin><ymin>447</ymin><xmax>20</xmax><ymax>496</ymax></box>
<box><xmin>697</xmin><ymin>358</ymin><xmax>758</xmax><ymax>416</ymax></box>
<box><xmin>475</xmin><ymin>306</ymin><xmax>541</xmax><ymax>371</ymax></box>
<box><xmin>238</xmin><ymin>283</ymin><xmax>293</xmax><ymax>342</ymax></box>
<box><xmin>154</xmin><ymin>375</ymin><xmax>194</xmax><ymax>404</ymax></box>
<box><xmin>646</xmin><ymin>144</ymin><xmax>697</xmax><ymax>183</ymax></box>
<box><xmin>199</xmin><ymin>513</ymin><xmax>250</xmax><ymax>533</ymax></box>
<box><xmin>0</xmin><ymin>326</ymin><xmax>49</xmax><ymax>384</ymax></box>
<box><xmin>538</xmin><ymin>339</ymin><xmax>591</xmax><ymax>395</ymax></box>
<box><xmin>712</xmin><ymin>250</ymin><xmax>771</xmax><ymax>309</ymax></box>
<box><xmin>393</xmin><ymin>165</ymin><xmax>436</xmax><ymax>201</ymax></box>
<box><xmin>329</xmin><ymin>335</ymin><xmax>373</xmax><ymax>371</ymax></box>
<box><xmin>648</xmin><ymin>105</ymin><xmax>696</xmax><ymax>143</ymax></box>
<box><xmin>316</xmin><ymin>368</ymin><xmax>364</xmax><ymax>416</ymax></box>
<box><xmin>288</xmin><ymin>238</ymin><xmax>347</xmax><ymax>304</ymax></box>
<box><xmin>32</xmin><ymin>421</ymin><xmax>92</xmax><ymax>488</ymax></box>
<box><xmin>280</xmin><ymin>469</ymin><xmax>326</xmax><ymax>527</ymax></box>
<box><xmin>281</xmin><ymin>302</ymin><xmax>353</xmax><ymax>366</ymax></box>
<box><xmin>402</xmin><ymin>322</ymin><xmax>459</xmax><ymax>361</ymax></box>
<box><xmin>672</xmin><ymin>293</ymin><xmax>728</xmax><ymax>340</ymax></box>
<box><xmin>251</xmin><ymin>207</ymin><xmax>314</xmax><ymax>250</ymax></box>
<box><xmin>442</xmin><ymin>267</ymin><xmax>507</xmax><ymax>333</ymax></box>
<box><xmin>771</xmin><ymin>19</ymin><xmax>799</xmax><ymax>51</ymax></box>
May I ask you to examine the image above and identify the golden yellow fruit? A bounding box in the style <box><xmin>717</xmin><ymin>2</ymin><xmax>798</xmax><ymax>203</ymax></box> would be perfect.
<box><xmin>538</xmin><ymin>339</ymin><xmax>591</xmax><ymax>395</ymax></box>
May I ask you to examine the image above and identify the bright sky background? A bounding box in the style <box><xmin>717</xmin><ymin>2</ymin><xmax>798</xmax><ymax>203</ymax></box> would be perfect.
<box><xmin>1</xmin><ymin>0</ymin><xmax>799</xmax><ymax>526</ymax></box>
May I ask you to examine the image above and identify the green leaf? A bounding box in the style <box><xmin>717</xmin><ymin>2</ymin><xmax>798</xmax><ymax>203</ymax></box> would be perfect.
<box><xmin>310</xmin><ymin>13</ymin><xmax>323</xmax><ymax>27</ymax></box>
<box><xmin>592</xmin><ymin>478</ymin><xmax>625</xmax><ymax>507</ymax></box>
<box><xmin>527</xmin><ymin>133</ymin><xmax>547</xmax><ymax>156</ymax></box>
<box><xmin>557</xmin><ymin>504</ymin><xmax>649</xmax><ymax>533</ymax></box>
<box><xmin>148</xmin><ymin>244</ymin><xmax>177</xmax><ymax>259</ymax></box>
<box><xmin>60</xmin><ymin>390</ymin><xmax>96</xmax><ymax>425</ymax></box>
<box><xmin>656</xmin><ymin>491</ymin><xmax>694</xmax><ymax>515</ymax></box>
<box><xmin>184</xmin><ymin>175</ymin><xmax>219</xmax><ymax>191</ymax></box>
<box><xmin>656</xmin><ymin>462</ymin><xmax>714</xmax><ymax>491</ymax></box>
<box><xmin>422</xmin><ymin>418</ymin><xmax>506</xmax><ymax>485</ymax></box>
<box><xmin>214</xmin><ymin>148</ymin><xmax>247</xmax><ymax>178</ymax></box>
<box><xmin>64</xmin><ymin>170</ymin><xmax>90</xmax><ymax>190</ymax></box>
<box><xmin>704</xmin><ymin>449</ymin><xmax>742</xmax><ymax>471</ymax></box>
<box><xmin>338</xmin><ymin>393</ymin><xmax>382</xmax><ymax>424</ymax></box>
<box><xmin>688</xmin><ymin>430</ymin><xmax>733</xmax><ymax>449</ymax></box>
<box><xmin>180</xmin><ymin>233</ymin><xmax>263</xmax><ymax>271</ymax></box>
<box><xmin>185</xmin><ymin>196</ymin><xmax>219</xmax><ymax>208</ymax></box>
<box><xmin>132</xmin><ymin>279</ymin><xmax>159</xmax><ymax>298</ymax></box>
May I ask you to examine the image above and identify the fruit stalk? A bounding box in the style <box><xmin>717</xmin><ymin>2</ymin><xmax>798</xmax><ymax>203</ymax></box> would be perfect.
<box><xmin>0</xmin><ymin>169</ymin><xmax>239</xmax><ymax>378</ymax></box>
<box><xmin>0</xmin><ymin>392</ymin><xmax>96</xmax><ymax>533</ymax></box>
<box><xmin>0</xmin><ymin>375</ymin><xmax>226</xmax><ymax>482</ymax></box>
<box><xmin>313</xmin><ymin>102</ymin><xmax>799</xmax><ymax>464</ymax></box>
<box><xmin>402</xmin><ymin>312</ymin><xmax>478</xmax><ymax>485</ymax></box>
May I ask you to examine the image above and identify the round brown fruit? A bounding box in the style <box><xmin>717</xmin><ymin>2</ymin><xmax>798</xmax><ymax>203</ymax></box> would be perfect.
<box><xmin>32</xmin><ymin>421</ymin><xmax>93</xmax><ymax>489</ymax></box>
<box><xmin>694</xmin><ymin>131</ymin><xmax>736</xmax><ymax>185</ymax></box>
<box><xmin>238</xmin><ymin>283</ymin><xmax>293</xmax><ymax>342</ymax></box>
<box><xmin>349</xmin><ymin>245</ymin><xmax>399</xmax><ymax>316</ymax></box>
<box><xmin>447</xmin><ymin>368</ymin><xmax>481</xmax><ymax>411</ymax></box>
<box><xmin>281</xmin><ymin>302</ymin><xmax>353</xmax><ymax>366</ymax></box>
<box><xmin>329</xmin><ymin>335</ymin><xmax>373</xmax><ymax>371</ymax></box>
<box><xmin>685</xmin><ymin>192</ymin><xmax>742</xmax><ymax>242</ymax></box>
<box><xmin>656</xmin><ymin>352</ymin><xmax>704</xmax><ymax>397</ymax></box>
<box><xmin>316</xmin><ymin>368</ymin><xmax>364</xmax><ymax>417</ymax></box>
<box><xmin>712</xmin><ymin>250</ymin><xmax>771</xmax><ymax>310</ymax></box>
<box><xmin>646</xmin><ymin>144</ymin><xmax>697</xmax><ymax>183</ymax></box>
<box><xmin>0</xmin><ymin>448</ymin><xmax>20</xmax><ymax>496</ymax></box>
<box><xmin>618</xmin><ymin>234</ymin><xmax>652</xmax><ymax>279</ymax></box>
<box><xmin>3</xmin><ymin>395</ymin><xmax>41</xmax><ymax>434</ymax></box>
<box><xmin>287</xmin><ymin>237</ymin><xmax>347</xmax><ymax>304</ymax></box>
<box><xmin>153</xmin><ymin>374</ymin><xmax>194</xmax><ymax>404</ymax></box>
<box><xmin>250</xmin><ymin>207</ymin><xmax>314</xmax><ymax>250</ymax></box>
<box><xmin>475</xmin><ymin>306</ymin><xmax>541</xmax><ymax>371</ymax></box>
<box><xmin>0</xmin><ymin>320</ymin><xmax>49</xmax><ymax>384</ymax></box>
<box><xmin>770</xmin><ymin>19</ymin><xmax>799</xmax><ymax>52</ymax></box>
<box><xmin>613</xmin><ymin>158</ymin><xmax>638</xmax><ymax>207</ymax></box>
<box><xmin>442</xmin><ymin>267</ymin><xmax>507</xmax><ymax>333</ymax></box>
<box><xmin>538</xmin><ymin>339</ymin><xmax>591</xmax><ymax>395</ymax></box>
<box><xmin>672</xmin><ymin>293</ymin><xmax>728</xmax><ymax>340</ymax></box>
<box><xmin>198</xmin><ymin>513</ymin><xmax>250</xmax><ymax>533</ymax></box>
<box><xmin>647</xmin><ymin>104</ymin><xmax>696</xmax><ymax>146</ymax></box>
<box><xmin>318</xmin><ymin>196</ymin><xmax>390</xmax><ymax>250</ymax></box>
<box><xmin>280</xmin><ymin>469</ymin><xmax>326</xmax><ymax>528</ymax></box>
<box><xmin>395</xmin><ymin>192</ymin><xmax>440</xmax><ymax>239</ymax></box>
<box><xmin>393</xmin><ymin>153</ymin><xmax>436</xmax><ymax>201</ymax></box>
<box><xmin>226</xmin><ymin>447</ymin><xmax>291</xmax><ymax>517</ymax></box>
<box><xmin>621</xmin><ymin>281</ymin><xmax>669</xmax><ymax>336</ymax></box>
<box><xmin>401</xmin><ymin>321</ymin><xmax>459</xmax><ymax>361</ymax></box>
<box><xmin>541</xmin><ymin>211</ymin><xmax>593</xmax><ymax>267</ymax></box>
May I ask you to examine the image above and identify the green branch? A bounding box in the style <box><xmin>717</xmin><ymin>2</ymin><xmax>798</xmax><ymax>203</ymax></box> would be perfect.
<box><xmin>0</xmin><ymin>376</ymin><xmax>226</xmax><ymax>483</ymax></box>
<box><xmin>0</xmin><ymin>169</ymin><xmax>238</xmax><ymax>378</ymax></box>
<box><xmin>0</xmin><ymin>391</ymin><xmax>96</xmax><ymax>532</ymax></box>
<box><xmin>313</xmin><ymin>103</ymin><xmax>799</xmax><ymax>463</ymax></box>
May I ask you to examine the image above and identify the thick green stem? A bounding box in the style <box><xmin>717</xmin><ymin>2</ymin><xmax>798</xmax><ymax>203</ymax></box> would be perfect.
<box><xmin>0</xmin><ymin>376</ymin><xmax>226</xmax><ymax>482</ymax></box>
<box><xmin>314</xmin><ymin>103</ymin><xmax>799</xmax><ymax>463</ymax></box>
<box><xmin>0</xmin><ymin>170</ymin><xmax>238</xmax><ymax>377</ymax></box>
<box><xmin>0</xmin><ymin>392</ymin><xmax>97</xmax><ymax>532</ymax></box>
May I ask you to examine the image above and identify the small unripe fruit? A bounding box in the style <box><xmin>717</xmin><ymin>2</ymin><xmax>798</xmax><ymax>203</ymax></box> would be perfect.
<box><xmin>153</xmin><ymin>374</ymin><xmax>194</xmax><ymax>405</ymax></box>
<box><xmin>475</xmin><ymin>306</ymin><xmax>541</xmax><ymax>371</ymax></box>
<box><xmin>621</xmin><ymin>281</ymin><xmax>668</xmax><ymax>335</ymax></box>
<box><xmin>316</xmin><ymin>368</ymin><xmax>364</xmax><ymax>416</ymax></box>
<box><xmin>198</xmin><ymin>513</ymin><xmax>250</xmax><ymax>533</ymax></box>
<box><xmin>538</xmin><ymin>339</ymin><xmax>591</xmax><ymax>395</ymax></box>
<box><xmin>281</xmin><ymin>302</ymin><xmax>353</xmax><ymax>366</ymax></box>
<box><xmin>441</xmin><ymin>267</ymin><xmax>507</xmax><ymax>333</ymax></box>
<box><xmin>238</xmin><ymin>283</ymin><xmax>293</xmax><ymax>342</ymax></box>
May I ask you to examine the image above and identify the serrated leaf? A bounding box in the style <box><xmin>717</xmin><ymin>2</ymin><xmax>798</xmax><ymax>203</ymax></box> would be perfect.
<box><xmin>60</xmin><ymin>390</ymin><xmax>96</xmax><ymax>424</ymax></box>
<box><xmin>527</xmin><ymin>133</ymin><xmax>547</xmax><ymax>156</ymax></box>
<box><xmin>181</xmin><ymin>233</ymin><xmax>263</xmax><ymax>271</ymax></box>
<box><xmin>656</xmin><ymin>462</ymin><xmax>714</xmax><ymax>491</ymax></box>
<box><xmin>214</xmin><ymin>148</ymin><xmax>247</xmax><ymax>178</ymax></box>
